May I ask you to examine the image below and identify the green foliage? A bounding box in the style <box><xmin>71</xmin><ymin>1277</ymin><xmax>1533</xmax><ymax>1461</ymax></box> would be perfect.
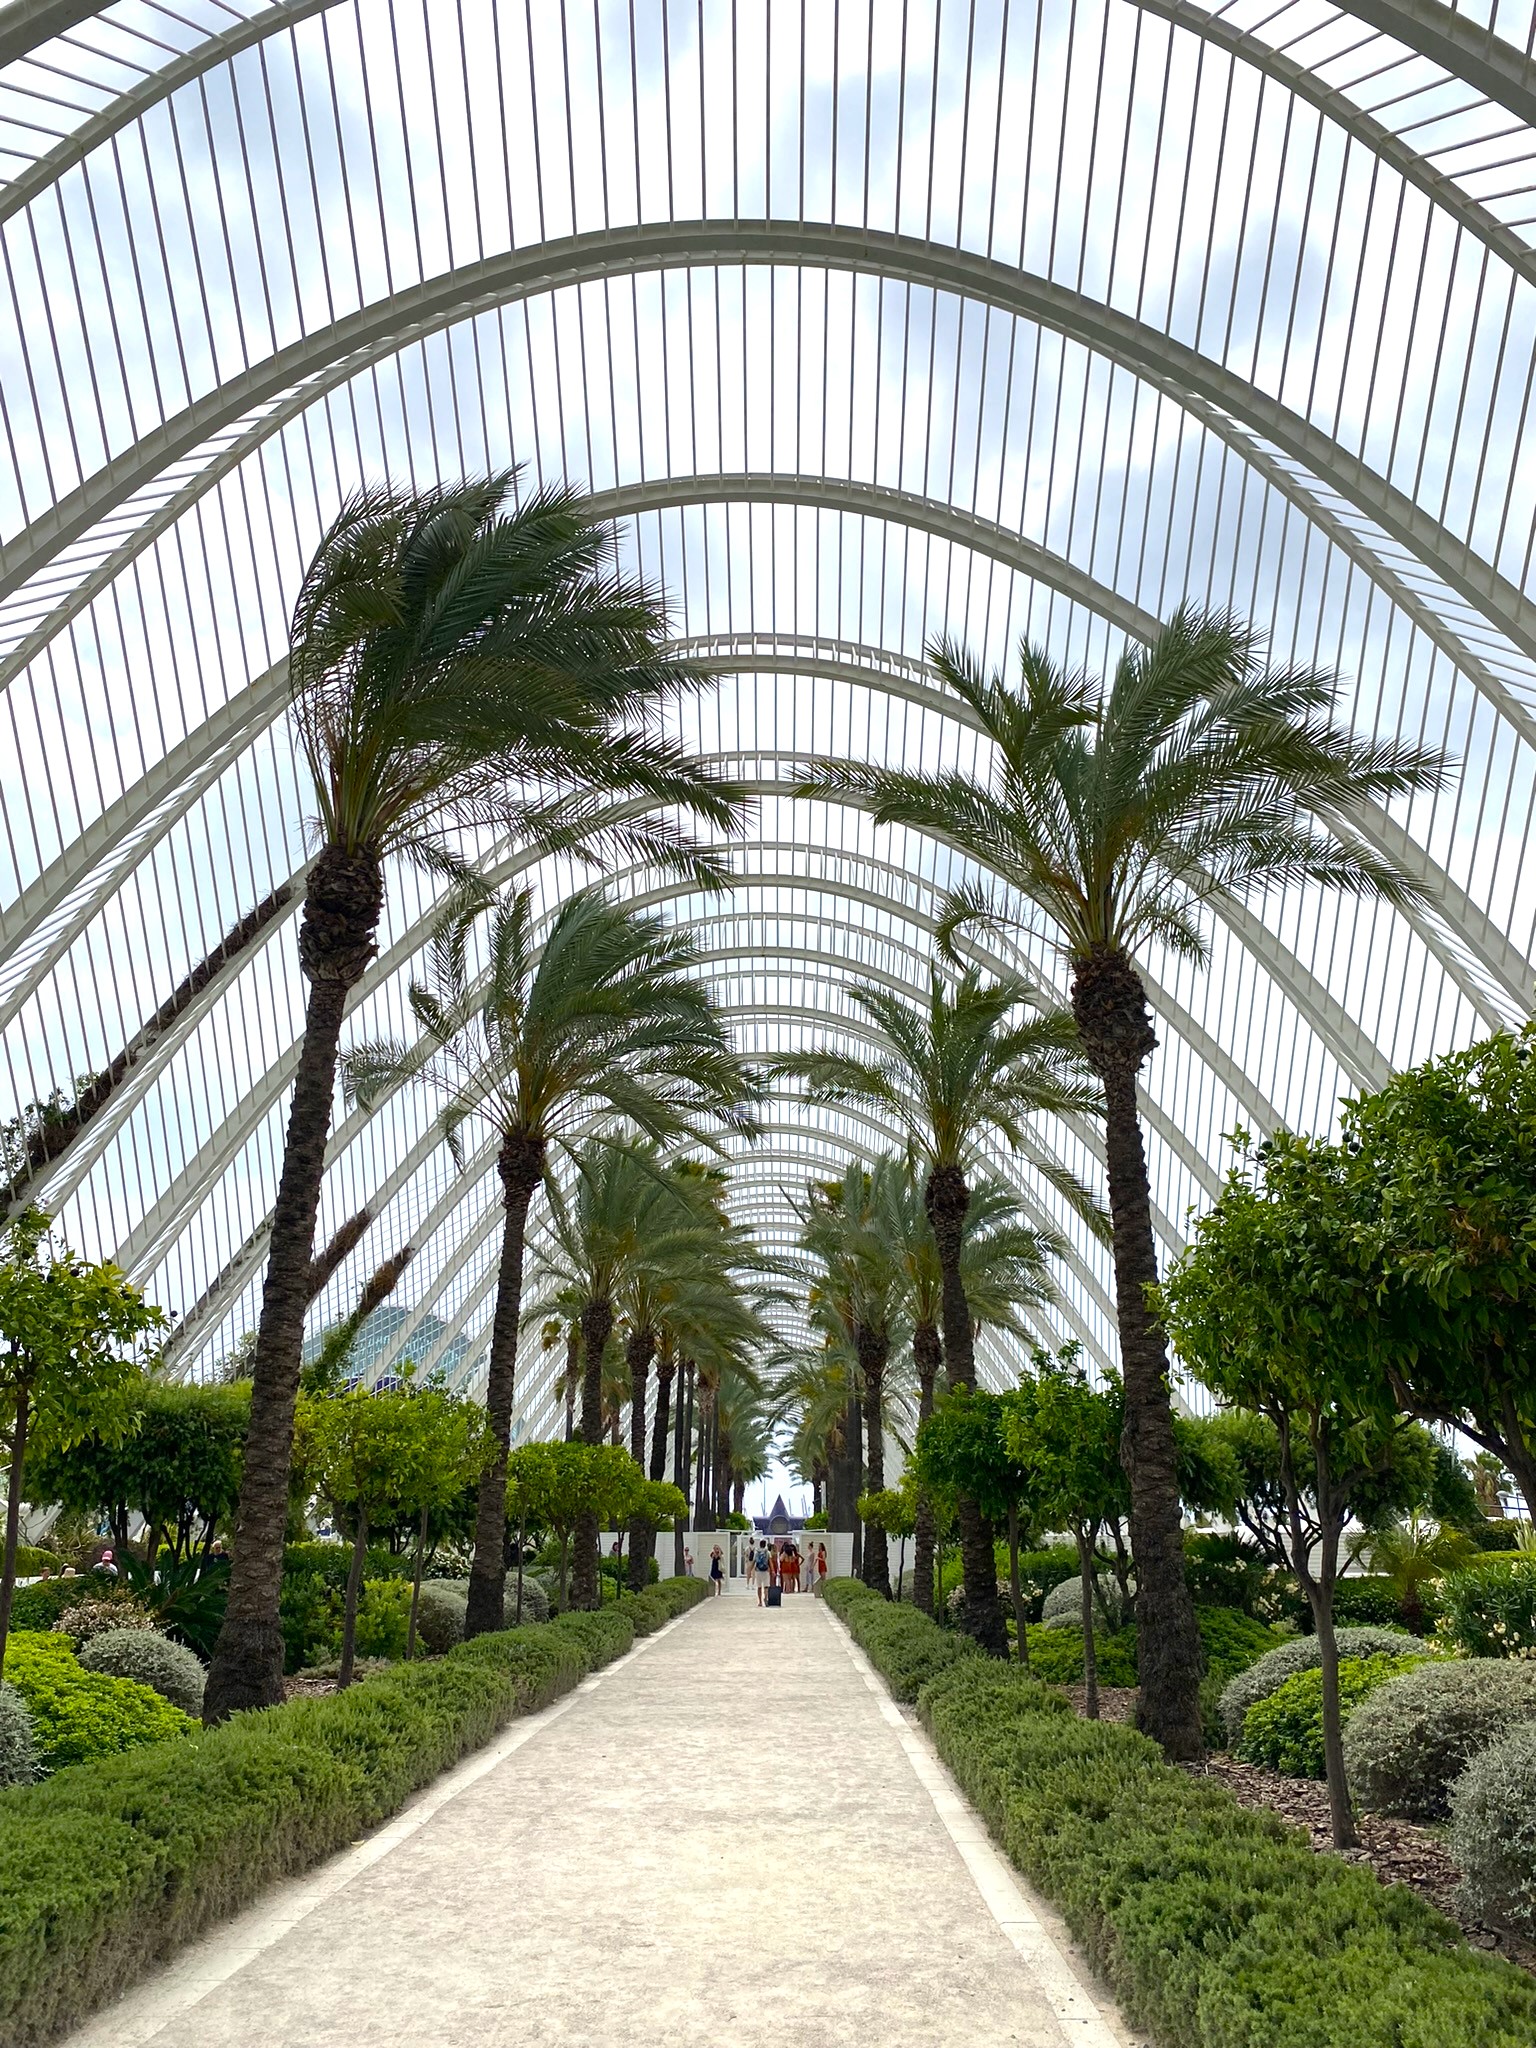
<box><xmin>7</xmin><ymin>1575</ymin><xmax>110</xmax><ymax>1633</ymax></box>
<box><xmin>351</xmin><ymin>1580</ymin><xmax>413</xmax><ymax>1661</ymax></box>
<box><xmin>1023</xmin><ymin>1624</ymin><xmax>1138</xmax><ymax>1687</ymax></box>
<box><xmin>0</xmin><ymin>1684</ymin><xmax>38</xmax><ymax>1785</ymax></box>
<box><xmin>1239</xmin><ymin>1653</ymin><xmax>1425</xmax><ymax>1778</ymax></box>
<box><xmin>1040</xmin><ymin>1573</ymin><xmax>1130</xmax><ymax>1629</ymax></box>
<box><xmin>10</xmin><ymin>1548</ymin><xmax>60</xmax><ymax>1577</ymax></box>
<box><xmin>916</xmin><ymin>1653</ymin><xmax>1536</xmax><ymax>2048</ymax></box>
<box><xmin>0</xmin><ymin>1581</ymin><xmax>708</xmax><ymax>2046</ymax></box>
<box><xmin>1449</xmin><ymin>1723</ymin><xmax>1536</xmax><ymax>1938</ymax></box>
<box><xmin>1011</xmin><ymin>1546</ymin><xmax>1084</xmax><ymax>1618</ymax></box>
<box><xmin>2</xmin><ymin>1633</ymin><xmax>194</xmax><ymax>1770</ymax></box>
<box><xmin>1343</xmin><ymin>1659</ymin><xmax>1536</xmax><ymax>1819</ymax></box>
<box><xmin>76</xmin><ymin>1632</ymin><xmax>205</xmax><ymax>1718</ymax></box>
<box><xmin>1330</xmin><ymin>1575</ymin><xmax>1428</xmax><ymax>1632</ymax></box>
<box><xmin>50</xmin><ymin>1594</ymin><xmax>153</xmax><ymax>1646</ymax></box>
<box><xmin>857</xmin><ymin>1487</ymin><xmax>915</xmax><ymax>1539</ymax></box>
<box><xmin>1437</xmin><ymin>1555</ymin><xmax>1536</xmax><ymax>1659</ymax></box>
<box><xmin>282</xmin><ymin>1542</ymin><xmax>411</xmax><ymax>1589</ymax></box>
<box><xmin>1217</xmin><ymin>1627</ymin><xmax>1425</xmax><ymax>1748</ymax></box>
<box><xmin>112</xmin><ymin>1553</ymin><xmax>230</xmax><ymax>1660</ymax></box>
<box><xmin>1183</xmin><ymin>1531</ymin><xmax>1271</xmax><ymax>1613</ymax></box>
<box><xmin>824</xmin><ymin>1578</ymin><xmax>982</xmax><ymax>1700</ymax></box>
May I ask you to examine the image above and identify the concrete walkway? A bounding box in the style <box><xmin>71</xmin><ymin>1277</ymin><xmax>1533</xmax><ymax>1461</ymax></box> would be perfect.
<box><xmin>67</xmin><ymin>1597</ymin><xmax>1133</xmax><ymax>2048</ymax></box>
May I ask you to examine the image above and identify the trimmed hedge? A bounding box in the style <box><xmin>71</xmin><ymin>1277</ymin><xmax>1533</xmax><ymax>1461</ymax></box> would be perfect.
<box><xmin>0</xmin><ymin>1575</ymin><xmax>707</xmax><ymax>2046</ymax></box>
<box><xmin>11</xmin><ymin>1548</ymin><xmax>62</xmax><ymax>1578</ymax></box>
<box><xmin>830</xmin><ymin>1589</ymin><xmax>1536</xmax><ymax>2045</ymax></box>
<box><xmin>76</xmin><ymin>1631</ymin><xmax>206</xmax><ymax>1719</ymax></box>
<box><xmin>825</xmin><ymin>1578</ymin><xmax>980</xmax><ymax>1699</ymax></box>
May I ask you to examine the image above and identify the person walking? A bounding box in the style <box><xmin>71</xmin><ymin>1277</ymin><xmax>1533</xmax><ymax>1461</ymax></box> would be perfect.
<box><xmin>709</xmin><ymin>1544</ymin><xmax>724</xmax><ymax>1596</ymax></box>
<box><xmin>744</xmin><ymin>1539</ymin><xmax>759</xmax><ymax>1598</ymax></box>
<box><xmin>786</xmin><ymin>1542</ymin><xmax>802</xmax><ymax>1595</ymax></box>
<box><xmin>815</xmin><ymin>1542</ymin><xmax>828</xmax><ymax>1596</ymax></box>
<box><xmin>753</xmin><ymin>1537</ymin><xmax>771</xmax><ymax>1605</ymax></box>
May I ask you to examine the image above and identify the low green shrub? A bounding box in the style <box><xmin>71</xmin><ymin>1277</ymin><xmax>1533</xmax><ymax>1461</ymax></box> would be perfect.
<box><xmin>1013</xmin><ymin>1545</ymin><xmax>1086</xmax><ymax>1618</ymax></box>
<box><xmin>916</xmin><ymin>1653</ymin><xmax>1536</xmax><ymax>2047</ymax></box>
<box><xmin>1449</xmin><ymin>1721</ymin><xmax>1536</xmax><ymax>1937</ymax></box>
<box><xmin>1040</xmin><ymin>1572</ymin><xmax>1132</xmax><ymax>1630</ymax></box>
<box><xmin>281</xmin><ymin>1542</ymin><xmax>412</xmax><ymax>1589</ymax></box>
<box><xmin>413</xmin><ymin>1581</ymin><xmax>467</xmax><ymax>1655</ymax></box>
<box><xmin>833</xmin><ymin>1581</ymin><xmax>981</xmax><ymax>1700</ymax></box>
<box><xmin>8</xmin><ymin>1575</ymin><xmax>110</xmax><ymax>1633</ymax></box>
<box><xmin>1438</xmin><ymin>1556</ymin><xmax>1536</xmax><ymax>1660</ymax></box>
<box><xmin>1183</xmin><ymin>1532</ymin><xmax>1268</xmax><ymax>1613</ymax></box>
<box><xmin>1217</xmin><ymin>1626</ymin><xmax>1422</xmax><ymax>1747</ymax></box>
<box><xmin>1344</xmin><ymin>1658</ymin><xmax>1536</xmax><ymax>1818</ymax></box>
<box><xmin>1238</xmin><ymin>1653</ymin><xmax>1425</xmax><ymax>1777</ymax></box>
<box><xmin>0</xmin><ymin>1683</ymin><xmax>39</xmax><ymax>1785</ymax></box>
<box><xmin>352</xmin><ymin>1579</ymin><xmax>413</xmax><ymax>1661</ymax></box>
<box><xmin>0</xmin><ymin>1588</ymin><xmax>707</xmax><ymax>2046</ymax></box>
<box><xmin>2</xmin><ymin>1634</ymin><xmax>196</xmax><ymax>1771</ymax></box>
<box><xmin>76</xmin><ymin>1631</ymin><xmax>205</xmax><ymax>1718</ymax></box>
<box><xmin>1023</xmin><ymin>1624</ymin><xmax>1139</xmax><ymax>1687</ymax></box>
<box><xmin>1330</xmin><ymin>1576</ymin><xmax>1429</xmax><ymax>1633</ymax></box>
<box><xmin>11</xmin><ymin>1547</ymin><xmax>62</xmax><ymax>1578</ymax></box>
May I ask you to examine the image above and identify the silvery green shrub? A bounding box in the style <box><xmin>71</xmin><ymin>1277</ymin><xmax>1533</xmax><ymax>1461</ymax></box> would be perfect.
<box><xmin>77</xmin><ymin>1629</ymin><xmax>206</xmax><ymax>1718</ymax></box>
<box><xmin>1448</xmin><ymin>1720</ymin><xmax>1536</xmax><ymax>1935</ymax></box>
<box><xmin>0</xmin><ymin>1683</ymin><xmax>39</xmax><ymax>1785</ymax></box>
<box><xmin>1343</xmin><ymin>1657</ymin><xmax>1536</xmax><ymax>1818</ymax></box>
<box><xmin>1040</xmin><ymin>1573</ymin><xmax>1131</xmax><ymax>1630</ymax></box>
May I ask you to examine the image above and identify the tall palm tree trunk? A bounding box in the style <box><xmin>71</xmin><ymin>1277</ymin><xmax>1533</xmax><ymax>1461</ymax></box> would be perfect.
<box><xmin>563</xmin><ymin>1326</ymin><xmax>579</xmax><ymax>1440</ymax></box>
<box><xmin>650</xmin><ymin>1357</ymin><xmax>675</xmax><ymax>1480</ymax></box>
<box><xmin>205</xmin><ymin>846</ymin><xmax>382</xmax><ymax>1722</ymax></box>
<box><xmin>1072</xmin><ymin>945</ymin><xmax>1202</xmax><ymax>1759</ymax></box>
<box><xmin>693</xmin><ymin>1382</ymin><xmax>716</xmax><ymax>1533</ymax></box>
<box><xmin>465</xmin><ymin>1136</ymin><xmax>544</xmax><ymax>1639</ymax></box>
<box><xmin>858</xmin><ymin>1326</ymin><xmax>892</xmax><ymax>1596</ymax></box>
<box><xmin>626</xmin><ymin>1324</ymin><xmax>656</xmax><ymax>1592</ymax></box>
<box><xmin>570</xmin><ymin>1296</ymin><xmax>613</xmax><ymax>1610</ymax></box>
<box><xmin>673</xmin><ymin>1359</ymin><xmax>693</xmax><ymax>1573</ymax></box>
<box><xmin>912</xmin><ymin>1321</ymin><xmax>941</xmax><ymax>1616</ymax></box>
<box><xmin>925</xmin><ymin>1163</ymin><xmax>1007</xmax><ymax>1656</ymax></box>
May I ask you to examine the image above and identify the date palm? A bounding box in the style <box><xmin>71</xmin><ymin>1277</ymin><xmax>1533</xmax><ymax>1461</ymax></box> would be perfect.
<box><xmin>778</xmin><ymin>970</ymin><xmax>1097</xmax><ymax>1649</ymax></box>
<box><xmin>204</xmin><ymin>474</ymin><xmax>744</xmax><ymax>1719</ymax></box>
<box><xmin>344</xmin><ymin>881</ymin><xmax>754</xmax><ymax>1636</ymax></box>
<box><xmin>802</xmin><ymin>606</ymin><xmax>1444</xmax><ymax>1754</ymax></box>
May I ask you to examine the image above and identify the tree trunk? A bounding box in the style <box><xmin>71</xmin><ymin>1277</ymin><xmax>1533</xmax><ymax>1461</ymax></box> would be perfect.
<box><xmin>812</xmin><ymin>1472</ymin><xmax>824</xmax><ymax>1518</ymax></box>
<box><xmin>515</xmin><ymin>1512</ymin><xmax>526</xmax><ymax>1624</ymax></box>
<box><xmin>205</xmin><ymin>843</ymin><xmax>383</xmax><ymax>1724</ymax></box>
<box><xmin>406</xmin><ymin>1504</ymin><xmax>427</xmax><ymax>1660</ymax></box>
<box><xmin>1283</xmin><ymin>1423</ymin><xmax>1356</xmax><ymax>1850</ymax></box>
<box><xmin>1008</xmin><ymin>1502</ymin><xmax>1030</xmax><ymax>1670</ymax></box>
<box><xmin>1077</xmin><ymin>1526</ymin><xmax>1099</xmax><ymax>1719</ymax></box>
<box><xmin>339</xmin><ymin>1507</ymin><xmax>368</xmax><ymax>1689</ymax></box>
<box><xmin>563</xmin><ymin>1325</ymin><xmax>578</xmax><ymax>1441</ymax></box>
<box><xmin>1071</xmin><ymin>945</ymin><xmax>1202</xmax><ymax>1760</ymax></box>
<box><xmin>650</xmin><ymin>1357</ymin><xmax>675</xmax><ymax>1481</ymax></box>
<box><xmin>569</xmin><ymin>1296</ymin><xmax>613</xmax><ymax>1610</ymax></box>
<box><xmin>465</xmin><ymin>1137</ymin><xmax>543</xmax><ymax>1640</ymax></box>
<box><xmin>693</xmin><ymin>1383</ymin><xmax>716</xmax><ymax>1534</ymax></box>
<box><xmin>626</xmin><ymin>1324</ymin><xmax>656</xmax><ymax>1593</ymax></box>
<box><xmin>0</xmin><ymin>1382</ymin><xmax>30</xmax><ymax>1672</ymax></box>
<box><xmin>859</xmin><ymin>1326</ymin><xmax>891</xmax><ymax>1597</ymax></box>
<box><xmin>912</xmin><ymin>1321</ymin><xmax>941</xmax><ymax>1618</ymax></box>
<box><xmin>926</xmin><ymin>1162</ymin><xmax>1006</xmax><ymax>1655</ymax></box>
<box><xmin>673</xmin><ymin>1360</ymin><xmax>692</xmax><ymax>1574</ymax></box>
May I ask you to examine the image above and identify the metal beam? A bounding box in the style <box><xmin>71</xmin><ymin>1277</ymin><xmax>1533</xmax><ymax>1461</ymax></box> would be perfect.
<box><xmin>0</xmin><ymin>1</ymin><xmax>99</xmax><ymax>69</ymax></box>
<box><xmin>1338</xmin><ymin>1</ymin><xmax>1536</xmax><ymax>131</ymax></box>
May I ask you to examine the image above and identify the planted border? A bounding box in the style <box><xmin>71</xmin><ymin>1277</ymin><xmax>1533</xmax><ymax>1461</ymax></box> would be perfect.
<box><xmin>829</xmin><ymin>1581</ymin><xmax>1536</xmax><ymax>2048</ymax></box>
<box><xmin>0</xmin><ymin>1575</ymin><xmax>707</xmax><ymax>2047</ymax></box>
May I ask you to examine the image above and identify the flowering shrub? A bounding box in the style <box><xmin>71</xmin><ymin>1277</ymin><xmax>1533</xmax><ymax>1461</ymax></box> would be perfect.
<box><xmin>50</xmin><ymin>1595</ymin><xmax>153</xmax><ymax>1647</ymax></box>
<box><xmin>1238</xmin><ymin>1653</ymin><xmax>1425</xmax><ymax>1777</ymax></box>
<box><xmin>1437</xmin><ymin>1557</ymin><xmax>1536</xmax><ymax>1660</ymax></box>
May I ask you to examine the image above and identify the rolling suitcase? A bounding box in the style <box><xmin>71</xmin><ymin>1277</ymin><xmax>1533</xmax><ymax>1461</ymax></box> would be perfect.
<box><xmin>765</xmin><ymin>1585</ymin><xmax>782</xmax><ymax>1608</ymax></box>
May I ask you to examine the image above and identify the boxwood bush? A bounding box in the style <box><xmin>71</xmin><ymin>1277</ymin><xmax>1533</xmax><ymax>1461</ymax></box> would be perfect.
<box><xmin>8</xmin><ymin>1575</ymin><xmax>111</xmax><ymax>1634</ymax></box>
<box><xmin>1238</xmin><ymin>1652</ymin><xmax>1425</xmax><ymax>1777</ymax></box>
<box><xmin>0</xmin><ymin>1577</ymin><xmax>708</xmax><ymax>2046</ymax></box>
<box><xmin>916</xmin><ymin>1652</ymin><xmax>1536</xmax><ymax>2048</ymax></box>
<box><xmin>76</xmin><ymin>1631</ymin><xmax>206</xmax><ymax>1718</ymax></box>
<box><xmin>2</xmin><ymin>1634</ymin><xmax>196</xmax><ymax>1770</ymax></box>
<box><xmin>1344</xmin><ymin>1658</ymin><xmax>1536</xmax><ymax>1818</ymax></box>
<box><xmin>1449</xmin><ymin>1721</ymin><xmax>1536</xmax><ymax>1937</ymax></box>
<box><xmin>1217</xmin><ymin>1626</ymin><xmax>1423</xmax><ymax>1747</ymax></box>
<box><xmin>1023</xmin><ymin>1623</ymin><xmax>1139</xmax><ymax>1687</ymax></box>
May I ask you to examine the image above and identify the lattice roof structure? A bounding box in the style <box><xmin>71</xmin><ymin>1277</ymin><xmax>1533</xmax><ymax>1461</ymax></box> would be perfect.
<box><xmin>2</xmin><ymin>0</ymin><xmax>1534</xmax><ymax>1433</ymax></box>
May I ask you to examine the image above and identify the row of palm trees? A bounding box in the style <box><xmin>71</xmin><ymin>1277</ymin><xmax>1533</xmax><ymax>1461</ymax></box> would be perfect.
<box><xmin>197</xmin><ymin>472</ymin><xmax>1442</xmax><ymax>1764</ymax></box>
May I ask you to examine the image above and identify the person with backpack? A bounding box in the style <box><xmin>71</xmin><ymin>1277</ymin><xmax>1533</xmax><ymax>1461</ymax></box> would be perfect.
<box><xmin>753</xmin><ymin>1538</ymin><xmax>771</xmax><ymax>1605</ymax></box>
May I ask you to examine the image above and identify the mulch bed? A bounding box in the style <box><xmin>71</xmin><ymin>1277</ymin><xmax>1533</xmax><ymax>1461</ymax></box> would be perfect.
<box><xmin>1054</xmin><ymin>1687</ymin><xmax>1534</xmax><ymax>1977</ymax></box>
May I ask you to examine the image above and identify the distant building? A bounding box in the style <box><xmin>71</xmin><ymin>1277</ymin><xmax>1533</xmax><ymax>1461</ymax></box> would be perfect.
<box><xmin>753</xmin><ymin>1492</ymin><xmax>806</xmax><ymax>1535</ymax></box>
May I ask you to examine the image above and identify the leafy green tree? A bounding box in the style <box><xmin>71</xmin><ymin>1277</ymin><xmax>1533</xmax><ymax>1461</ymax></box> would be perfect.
<box><xmin>1337</xmin><ymin>1026</ymin><xmax>1536</xmax><ymax>1521</ymax></box>
<box><xmin>345</xmin><ymin>881</ymin><xmax>755</xmax><ymax>1639</ymax></box>
<box><xmin>805</xmin><ymin>608</ymin><xmax>1443</xmax><ymax>1757</ymax></box>
<box><xmin>27</xmin><ymin>1378</ymin><xmax>249</xmax><ymax>1567</ymax></box>
<box><xmin>917</xmin><ymin>1385</ymin><xmax>1041</xmax><ymax>1670</ymax></box>
<box><xmin>0</xmin><ymin>1210</ymin><xmax>161</xmax><ymax>1667</ymax></box>
<box><xmin>505</xmin><ymin>1439</ymin><xmax>642</xmax><ymax>1608</ymax></box>
<box><xmin>206</xmin><ymin>473</ymin><xmax>744</xmax><ymax>1721</ymax></box>
<box><xmin>779</xmin><ymin>969</ymin><xmax>1095</xmax><ymax>1650</ymax></box>
<box><xmin>1006</xmin><ymin>1353</ymin><xmax>1129</xmax><ymax>1718</ymax></box>
<box><xmin>1159</xmin><ymin>1131</ymin><xmax>1421</xmax><ymax>1846</ymax></box>
<box><xmin>857</xmin><ymin>1482</ymin><xmax>918</xmax><ymax>1599</ymax></box>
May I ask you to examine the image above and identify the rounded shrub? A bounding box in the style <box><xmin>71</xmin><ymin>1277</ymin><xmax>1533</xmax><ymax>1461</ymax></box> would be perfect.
<box><xmin>0</xmin><ymin>1682</ymin><xmax>39</xmax><ymax>1785</ymax></box>
<box><xmin>1448</xmin><ymin>1720</ymin><xmax>1536</xmax><ymax>1936</ymax></box>
<box><xmin>2</xmin><ymin>1632</ymin><xmax>196</xmax><ymax>1769</ymax></box>
<box><xmin>413</xmin><ymin>1582</ymin><xmax>466</xmax><ymax>1655</ymax></box>
<box><xmin>1040</xmin><ymin>1572</ymin><xmax>1131</xmax><ymax>1630</ymax></box>
<box><xmin>51</xmin><ymin>1594</ymin><xmax>154</xmax><ymax>1647</ymax></box>
<box><xmin>1218</xmin><ymin>1624</ymin><xmax>1422</xmax><ymax>1747</ymax></box>
<box><xmin>1344</xmin><ymin>1657</ymin><xmax>1536</xmax><ymax>1818</ymax></box>
<box><xmin>11</xmin><ymin>1545</ymin><xmax>61</xmax><ymax>1578</ymax></box>
<box><xmin>1437</xmin><ymin>1555</ymin><xmax>1536</xmax><ymax>1660</ymax></box>
<box><xmin>435</xmin><ymin>1576</ymin><xmax>550</xmax><ymax>1631</ymax></box>
<box><xmin>77</xmin><ymin>1629</ymin><xmax>206</xmax><ymax>1717</ymax></box>
<box><xmin>1238</xmin><ymin>1651</ymin><xmax>1424</xmax><ymax>1777</ymax></box>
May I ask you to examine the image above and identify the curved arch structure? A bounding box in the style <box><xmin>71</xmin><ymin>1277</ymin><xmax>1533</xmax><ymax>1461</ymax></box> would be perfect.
<box><xmin>2</xmin><ymin>0</ymin><xmax>1535</xmax><ymax>1419</ymax></box>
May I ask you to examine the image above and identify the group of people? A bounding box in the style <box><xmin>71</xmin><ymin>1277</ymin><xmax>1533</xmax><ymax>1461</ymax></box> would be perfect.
<box><xmin>746</xmin><ymin>1537</ymin><xmax>825</xmax><ymax>1603</ymax></box>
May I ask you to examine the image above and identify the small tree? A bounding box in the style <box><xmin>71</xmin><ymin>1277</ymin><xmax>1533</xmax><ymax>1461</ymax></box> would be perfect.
<box><xmin>857</xmin><ymin>1482</ymin><xmax>917</xmax><ymax>1601</ymax></box>
<box><xmin>507</xmin><ymin>1440</ymin><xmax>641</xmax><ymax>1610</ymax></box>
<box><xmin>1007</xmin><ymin>1352</ymin><xmax>1129</xmax><ymax>1719</ymax></box>
<box><xmin>1159</xmin><ymin>1132</ymin><xmax>1410</xmax><ymax>1847</ymax></box>
<box><xmin>0</xmin><ymin>1210</ymin><xmax>161</xmax><ymax>1668</ymax></box>
<box><xmin>916</xmin><ymin>1387</ymin><xmax>1039</xmax><ymax>1669</ymax></box>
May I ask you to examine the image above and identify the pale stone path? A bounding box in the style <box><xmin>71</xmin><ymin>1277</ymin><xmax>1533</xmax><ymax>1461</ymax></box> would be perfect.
<box><xmin>67</xmin><ymin>1596</ymin><xmax>1133</xmax><ymax>2048</ymax></box>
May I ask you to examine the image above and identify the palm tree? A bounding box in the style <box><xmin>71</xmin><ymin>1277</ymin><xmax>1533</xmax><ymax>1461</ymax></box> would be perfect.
<box><xmin>885</xmin><ymin>1164</ymin><xmax>1063</xmax><ymax>1614</ymax></box>
<box><xmin>802</xmin><ymin>606</ymin><xmax>1444</xmax><ymax>1753</ymax></box>
<box><xmin>344</xmin><ymin>880</ymin><xmax>754</xmax><ymax>1638</ymax></box>
<box><xmin>778</xmin><ymin>970</ymin><xmax>1097</xmax><ymax>1650</ymax></box>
